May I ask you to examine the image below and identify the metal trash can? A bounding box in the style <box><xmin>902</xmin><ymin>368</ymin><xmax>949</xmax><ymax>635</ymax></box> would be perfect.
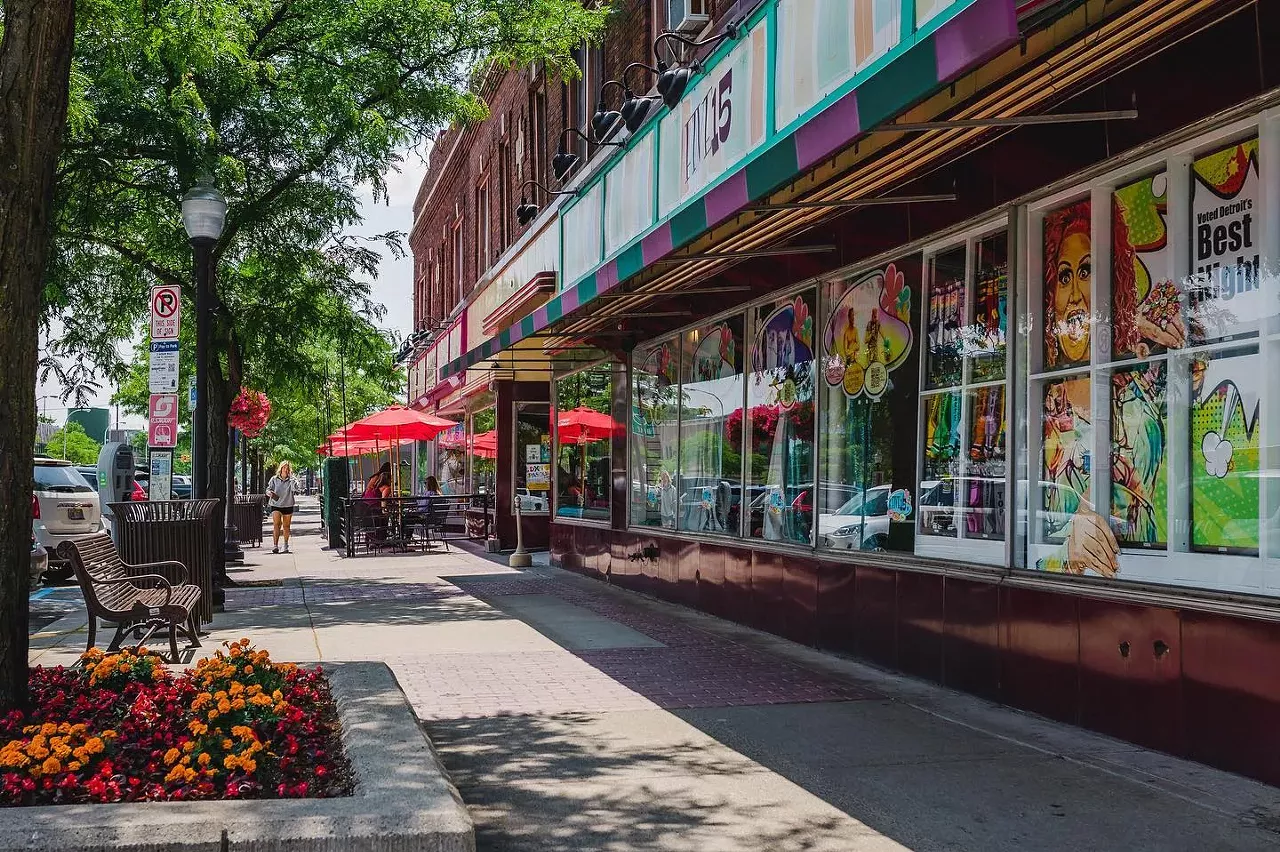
<box><xmin>109</xmin><ymin>499</ymin><xmax>220</xmax><ymax>624</ymax></box>
<box><xmin>231</xmin><ymin>494</ymin><xmax>267</xmax><ymax>547</ymax></box>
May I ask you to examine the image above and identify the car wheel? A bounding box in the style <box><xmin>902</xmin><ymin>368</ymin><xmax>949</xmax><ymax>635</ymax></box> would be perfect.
<box><xmin>43</xmin><ymin>564</ymin><xmax>74</xmax><ymax>584</ymax></box>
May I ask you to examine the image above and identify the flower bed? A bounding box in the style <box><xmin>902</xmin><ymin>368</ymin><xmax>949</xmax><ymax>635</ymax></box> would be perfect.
<box><xmin>0</xmin><ymin>641</ymin><xmax>351</xmax><ymax>806</ymax></box>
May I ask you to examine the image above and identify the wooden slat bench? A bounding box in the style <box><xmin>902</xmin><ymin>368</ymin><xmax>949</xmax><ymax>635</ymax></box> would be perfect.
<box><xmin>58</xmin><ymin>532</ymin><xmax>203</xmax><ymax>662</ymax></box>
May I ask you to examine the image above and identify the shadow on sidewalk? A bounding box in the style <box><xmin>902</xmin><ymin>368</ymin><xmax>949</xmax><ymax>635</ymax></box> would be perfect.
<box><xmin>428</xmin><ymin>712</ymin><xmax>853</xmax><ymax>852</ymax></box>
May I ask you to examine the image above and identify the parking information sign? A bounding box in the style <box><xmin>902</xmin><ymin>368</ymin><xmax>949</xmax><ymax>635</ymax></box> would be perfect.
<box><xmin>149</xmin><ymin>449</ymin><xmax>173</xmax><ymax>501</ymax></box>
<box><xmin>150</xmin><ymin>285</ymin><xmax>181</xmax><ymax>340</ymax></box>
<box><xmin>148</xmin><ymin>393</ymin><xmax>179</xmax><ymax>448</ymax></box>
<box><xmin>149</xmin><ymin>339</ymin><xmax>179</xmax><ymax>393</ymax></box>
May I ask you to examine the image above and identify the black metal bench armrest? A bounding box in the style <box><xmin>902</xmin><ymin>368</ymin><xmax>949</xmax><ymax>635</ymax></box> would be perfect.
<box><xmin>127</xmin><ymin>559</ymin><xmax>190</xmax><ymax>585</ymax></box>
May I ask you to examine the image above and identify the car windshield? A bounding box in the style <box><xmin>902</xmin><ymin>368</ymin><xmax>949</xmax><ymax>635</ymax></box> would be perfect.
<box><xmin>35</xmin><ymin>463</ymin><xmax>93</xmax><ymax>493</ymax></box>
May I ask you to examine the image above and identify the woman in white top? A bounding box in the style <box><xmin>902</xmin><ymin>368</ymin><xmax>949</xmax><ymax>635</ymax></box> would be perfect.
<box><xmin>267</xmin><ymin>460</ymin><xmax>297</xmax><ymax>553</ymax></box>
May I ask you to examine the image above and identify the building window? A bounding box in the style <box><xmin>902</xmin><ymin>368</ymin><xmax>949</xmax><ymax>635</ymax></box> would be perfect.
<box><xmin>516</xmin><ymin>403</ymin><xmax>552</xmax><ymax>515</ymax></box>
<box><xmin>745</xmin><ymin>290</ymin><xmax>817</xmax><ymax>544</ymax></box>
<box><xmin>497</xmin><ymin>138</ymin><xmax>511</xmax><ymax>251</ymax></box>
<box><xmin>554</xmin><ymin>363</ymin><xmax>616</xmax><ymax>522</ymax></box>
<box><xmin>529</xmin><ymin>82</ymin><xmax>548</xmax><ymax>203</ymax></box>
<box><xmin>818</xmin><ymin>256</ymin><xmax>923</xmax><ymax>554</ymax></box>
<box><xmin>631</xmin><ymin>338</ymin><xmax>681</xmax><ymax>528</ymax></box>
<box><xmin>916</xmin><ymin>223</ymin><xmax>1009</xmax><ymax>563</ymax></box>
<box><xmin>475</xmin><ymin>176</ymin><xmax>490</xmax><ymax>274</ymax></box>
<box><xmin>678</xmin><ymin>319</ymin><xmax>745</xmax><ymax>535</ymax></box>
<box><xmin>1018</xmin><ymin>124</ymin><xmax>1274</xmax><ymax>595</ymax></box>
<box><xmin>452</xmin><ymin>220</ymin><xmax>464</xmax><ymax>307</ymax></box>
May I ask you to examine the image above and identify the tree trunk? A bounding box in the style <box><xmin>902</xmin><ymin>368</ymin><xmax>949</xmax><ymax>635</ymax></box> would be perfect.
<box><xmin>0</xmin><ymin>0</ymin><xmax>77</xmax><ymax>711</ymax></box>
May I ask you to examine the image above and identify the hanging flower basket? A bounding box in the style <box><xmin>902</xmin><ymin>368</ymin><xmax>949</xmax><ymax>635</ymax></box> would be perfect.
<box><xmin>228</xmin><ymin>389</ymin><xmax>271</xmax><ymax>438</ymax></box>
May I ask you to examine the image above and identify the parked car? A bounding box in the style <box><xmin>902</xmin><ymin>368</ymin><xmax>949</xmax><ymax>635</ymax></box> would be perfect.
<box><xmin>76</xmin><ymin>465</ymin><xmax>100</xmax><ymax>491</ymax></box>
<box><xmin>30</xmin><ymin>531</ymin><xmax>48</xmax><ymax>590</ymax></box>
<box><xmin>515</xmin><ymin>488</ymin><xmax>547</xmax><ymax>511</ymax></box>
<box><xmin>817</xmin><ymin>485</ymin><xmax>892</xmax><ymax>550</ymax></box>
<box><xmin>171</xmin><ymin>475</ymin><xmax>193</xmax><ymax>499</ymax></box>
<box><xmin>34</xmin><ymin>457</ymin><xmax>102</xmax><ymax>582</ymax></box>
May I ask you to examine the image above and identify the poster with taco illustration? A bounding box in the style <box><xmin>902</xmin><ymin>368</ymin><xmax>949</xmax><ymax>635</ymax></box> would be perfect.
<box><xmin>1112</xmin><ymin>171</ymin><xmax>1184</xmax><ymax>359</ymax></box>
<box><xmin>823</xmin><ymin>261</ymin><xmax>913</xmax><ymax>400</ymax></box>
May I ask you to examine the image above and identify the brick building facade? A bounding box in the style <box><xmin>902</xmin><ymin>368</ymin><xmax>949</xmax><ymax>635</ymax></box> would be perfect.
<box><xmin>408</xmin><ymin>1</ymin><xmax>731</xmax><ymax>338</ymax></box>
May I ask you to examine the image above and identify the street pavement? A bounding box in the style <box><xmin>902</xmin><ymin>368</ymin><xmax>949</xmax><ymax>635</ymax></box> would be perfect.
<box><xmin>28</xmin><ymin>497</ymin><xmax>1280</xmax><ymax>851</ymax></box>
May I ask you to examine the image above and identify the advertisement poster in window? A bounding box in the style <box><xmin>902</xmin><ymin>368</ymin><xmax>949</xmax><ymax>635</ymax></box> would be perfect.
<box><xmin>1039</xmin><ymin>374</ymin><xmax>1119</xmax><ymax>576</ymax></box>
<box><xmin>1188</xmin><ymin>138</ymin><xmax>1262</xmax><ymax>344</ymax></box>
<box><xmin>820</xmin><ymin>257</ymin><xmax>920</xmax><ymax>553</ymax></box>
<box><xmin>1043</xmin><ymin>200</ymin><xmax>1092</xmax><ymax>370</ymax></box>
<box><xmin>1190</xmin><ymin>348</ymin><xmax>1260</xmax><ymax>553</ymax></box>
<box><xmin>1110</xmin><ymin>363</ymin><xmax>1168</xmax><ymax>549</ymax></box>
<box><xmin>1112</xmin><ymin>172</ymin><xmax>1184</xmax><ymax>359</ymax></box>
<box><xmin>745</xmin><ymin>293</ymin><xmax>816</xmax><ymax>544</ymax></box>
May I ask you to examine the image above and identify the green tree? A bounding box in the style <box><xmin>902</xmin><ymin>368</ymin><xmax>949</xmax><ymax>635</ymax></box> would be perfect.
<box><xmin>0</xmin><ymin>0</ymin><xmax>78</xmax><ymax>710</ymax></box>
<box><xmin>44</xmin><ymin>0</ymin><xmax>608</xmax><ymax>507</ymax></box>
<box><xmin>44</xmin><ymin>421</ymin><xmax>102</xmax><ymax>465</ymax></box>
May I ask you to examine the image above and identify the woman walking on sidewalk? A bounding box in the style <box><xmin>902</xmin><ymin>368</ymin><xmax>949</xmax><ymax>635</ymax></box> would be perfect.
<box><xmin>267</xmin><ymin>460</ymin><xmax>297</xmax><ymax>553</ymax></box>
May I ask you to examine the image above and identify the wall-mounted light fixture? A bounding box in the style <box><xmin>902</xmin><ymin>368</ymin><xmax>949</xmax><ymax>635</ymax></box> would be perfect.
<box><xmin>591</xmin><ymin>80</ymin><xmax>627</xmax><ymax>141</ymax></box>
<box><xmin>652</xmin><ymin>21</ymin><xmax>743</xmax><ymax>109</ymax></box>
<box><xmin>618</xmin><ymin>63</ymin><xmax>663</xmax><ymax>133</ymax></box>
<box><xmin>516</xmin><ymin>180</ymin><xmax>577</xmax><ymax>226</ymax></box>
<box><xmin>552</xmin><ymin>128</ymin><xmax>623</xmax><ymax>182</ymax></box>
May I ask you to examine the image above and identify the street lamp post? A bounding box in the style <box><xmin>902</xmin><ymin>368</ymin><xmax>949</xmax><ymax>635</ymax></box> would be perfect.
<box><xmin>180</xmin><ymin>183</ymin><xmax>227</xmax><ymax>500</ymax></box>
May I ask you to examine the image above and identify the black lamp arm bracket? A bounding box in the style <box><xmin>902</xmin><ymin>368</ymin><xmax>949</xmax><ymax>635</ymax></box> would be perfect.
<box><xmin>622</xmin><ymin>61</ymin><xmax>662</xmax><ymax>90</ymax></box>
<box><xmin>560</xmin><ymin>127</ymin><xmax>623</xmax><ymax>148</ymax></box>
<box><xmin>520</xmin><ymin>180</ymin><xmax>577</xmax><ymax>199</ymax></box>
<box><xmin>597</xmin><ymin>78</ymin><xmax>627</xmax><ymax>106</ymax></box>
<box><xmin>653</xmin><ymin>20</ymin><xmax>744</xmax><ymax>66</ymax></box>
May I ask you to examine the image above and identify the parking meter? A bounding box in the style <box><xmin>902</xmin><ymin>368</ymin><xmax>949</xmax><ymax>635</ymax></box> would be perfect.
<box><xmin>97</xmin><ymin>442</ymin><xmax>135</xmax><ymax>539</ymax></box>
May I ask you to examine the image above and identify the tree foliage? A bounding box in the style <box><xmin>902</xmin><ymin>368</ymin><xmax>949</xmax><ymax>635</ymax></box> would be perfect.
<box><xmin>43</xmin><ymin>0</ymin><xmax>609</xmax><ymax>490</ymax></box>
<box><xmin>42</xmin><ymin>421</ymin><xmax>102</xmax><ymax>466</ymax></box>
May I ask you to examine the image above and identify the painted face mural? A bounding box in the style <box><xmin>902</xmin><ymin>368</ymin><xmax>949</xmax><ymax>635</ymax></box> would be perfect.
<box><xmin>1043</xmin><ymin>201</ymin><xmax>1092</xmax><ymax>369</ymax></box>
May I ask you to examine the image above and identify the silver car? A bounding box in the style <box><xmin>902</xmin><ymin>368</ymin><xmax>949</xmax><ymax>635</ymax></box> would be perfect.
<box><xmin>34</xmin><ymin>457</ymin><xmax>102</xmax><ymax>581</ymax></box>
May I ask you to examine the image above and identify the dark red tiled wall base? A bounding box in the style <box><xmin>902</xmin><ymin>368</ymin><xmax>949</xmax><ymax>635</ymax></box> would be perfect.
<box><xmin>551</xmin><ymin>521</ymin><xmax>1280</xmax><ymax>789</ymax></box>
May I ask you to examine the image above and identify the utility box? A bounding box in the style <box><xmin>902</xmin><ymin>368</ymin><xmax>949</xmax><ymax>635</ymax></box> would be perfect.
<box><xmin>323</xmin><ymin>457</ymin><xmax>348</xmax><ymax>549</ymax></box>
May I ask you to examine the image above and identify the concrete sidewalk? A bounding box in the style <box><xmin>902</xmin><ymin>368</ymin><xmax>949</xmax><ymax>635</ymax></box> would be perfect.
<box><xmin>29</xmin><ymin>498</ymin><xmax>1280</xmax><ymax>851</ymax></box>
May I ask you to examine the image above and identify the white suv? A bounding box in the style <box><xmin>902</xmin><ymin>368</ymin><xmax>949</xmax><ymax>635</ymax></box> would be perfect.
<box><xmin>34</xmin><ymin>457</ymin><xmax>102</xmax><ymax>581</ymax></box>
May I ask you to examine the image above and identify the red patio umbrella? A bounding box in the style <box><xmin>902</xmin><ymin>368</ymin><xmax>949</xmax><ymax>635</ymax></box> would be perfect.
<box><xmin>471</xmin><ymin>430</ymin><xmax>498</xmax><ymax>460</ymax></box>
<box><xmin>556</xmin><ymin>406</ymin><xmax>619</xmax><ymax>443</ymax></box>
<box><xmin>344</xmin><ymin>406</ymin><xmax>457</xmax><ymax>441</ymax></box>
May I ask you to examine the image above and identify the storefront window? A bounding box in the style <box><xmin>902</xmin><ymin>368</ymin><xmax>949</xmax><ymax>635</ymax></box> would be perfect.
<box><xmin>819</xmin><ymin>257</ymin><xmax>921</xmax><ymax>553</ymax></box>
<box><xmin>678</xmin><ymin>319</ymin><xmax>745</xmax><ymax>534</ymax></box>
<box><xmin>745</xmin><ymin>292</ymin><xmax>817</xmax><ymax>544</ymax></box>
<box><xmin>1021</xmin><ymin>123</ymin><xmax>1277</xmax><ymax>596</ymax></box>
<box><xmin>515</xmin><ymin>403</ymin><xmax>551</xmax><ymax>514</ymax></box>
<box><xmin>917</xmin><ymin>226</ymin><xmax>1009</xmax><ymax>561</ymax></box>
<box><xmin>435</xmin><ymin>424</ymin><xmax>467</xmax><ymax>494</ymax></box>
<box><xmin>554</xmin><ymin>364</ymin><xmax>615</xmax><ymax>521</ymax></box>
<box><xmin>470</xmin><ymin>408</ymin><xmax>496</xmax><ymax>496</ymax></box>
<box><xmin>631</xmin><ymin>338</ymin><xmax>680</xmax><ymax>528</ymax></box>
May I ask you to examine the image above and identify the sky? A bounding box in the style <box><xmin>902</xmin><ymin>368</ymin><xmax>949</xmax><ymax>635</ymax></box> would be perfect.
<box><xmin>37</xmin><ymin>149</ymin><xmax>431</xmax><ymax>431</ymax></box>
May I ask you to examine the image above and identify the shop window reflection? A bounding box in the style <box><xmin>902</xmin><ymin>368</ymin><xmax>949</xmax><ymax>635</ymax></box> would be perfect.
<box><xmin>745</xmin><ymin>292</ymin><xmax>817</xmax><ymax>545</ymax></box>
<box><xmin>631</xmin><ymin>339</ymin><xmax>680</xmax><ymax>528</ymax></box>
<box><xmin>679</xmin><ymin>319</ymin><xmax>745</xmax><ymax>535</ymax></box>
<box><xmin>554</xmin><ymin>365</ymin><xmax>615</xmax><ymax>522</ymax></box>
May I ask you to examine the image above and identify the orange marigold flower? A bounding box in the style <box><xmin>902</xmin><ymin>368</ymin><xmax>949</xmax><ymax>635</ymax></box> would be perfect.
<box><xmin>164</xmin><ymin>748</ymin><xmax>180</xmax><ymax>766</ymax></box>
<box><xmin>198</xmin><ymin>753</ymin><xmax>211</xmax><ymax>767</ymax></box>
<box><xmin>41</xmin><ymin>757</ymin><xmax>61</xmax><ymax>775</ymax></box>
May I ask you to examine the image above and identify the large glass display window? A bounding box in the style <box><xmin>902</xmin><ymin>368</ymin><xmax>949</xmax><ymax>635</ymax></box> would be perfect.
<box><xmin>1018</xmin><ymin>117</ymin><xmax>1279</xmax><ymax>597</ymax></box>
<box><xmin>818</xmin><ymin>256</ymin><xmax>922</xmax><ymax>553</ymax></box>
<box><xmin>678</xmin><ymin>319</ymin><xmax>746</xmax><ymax>535</ymax></box>
<box><xmin>554</xmin><ymin>364</ymin><xmax>616</xmax><ymax>522</ymax></box>
<box><xmin>917</xmin><ymin>223</ymin><xmax>1009</xmax><ymax>564</ymax></box>
<box><xmin>745</xmin><ymin>291</ymin><xmax>817</xmax><ymax>544</ymax></box>
<box><xmin>630</xmin><ymin>338</ymin><xmax>681</xmax><ymax>528</ymax></box>
<box><xmin>515</xmin><ymin>403</ymin><xmax>551</xmax><ymax>514</ymax></box>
